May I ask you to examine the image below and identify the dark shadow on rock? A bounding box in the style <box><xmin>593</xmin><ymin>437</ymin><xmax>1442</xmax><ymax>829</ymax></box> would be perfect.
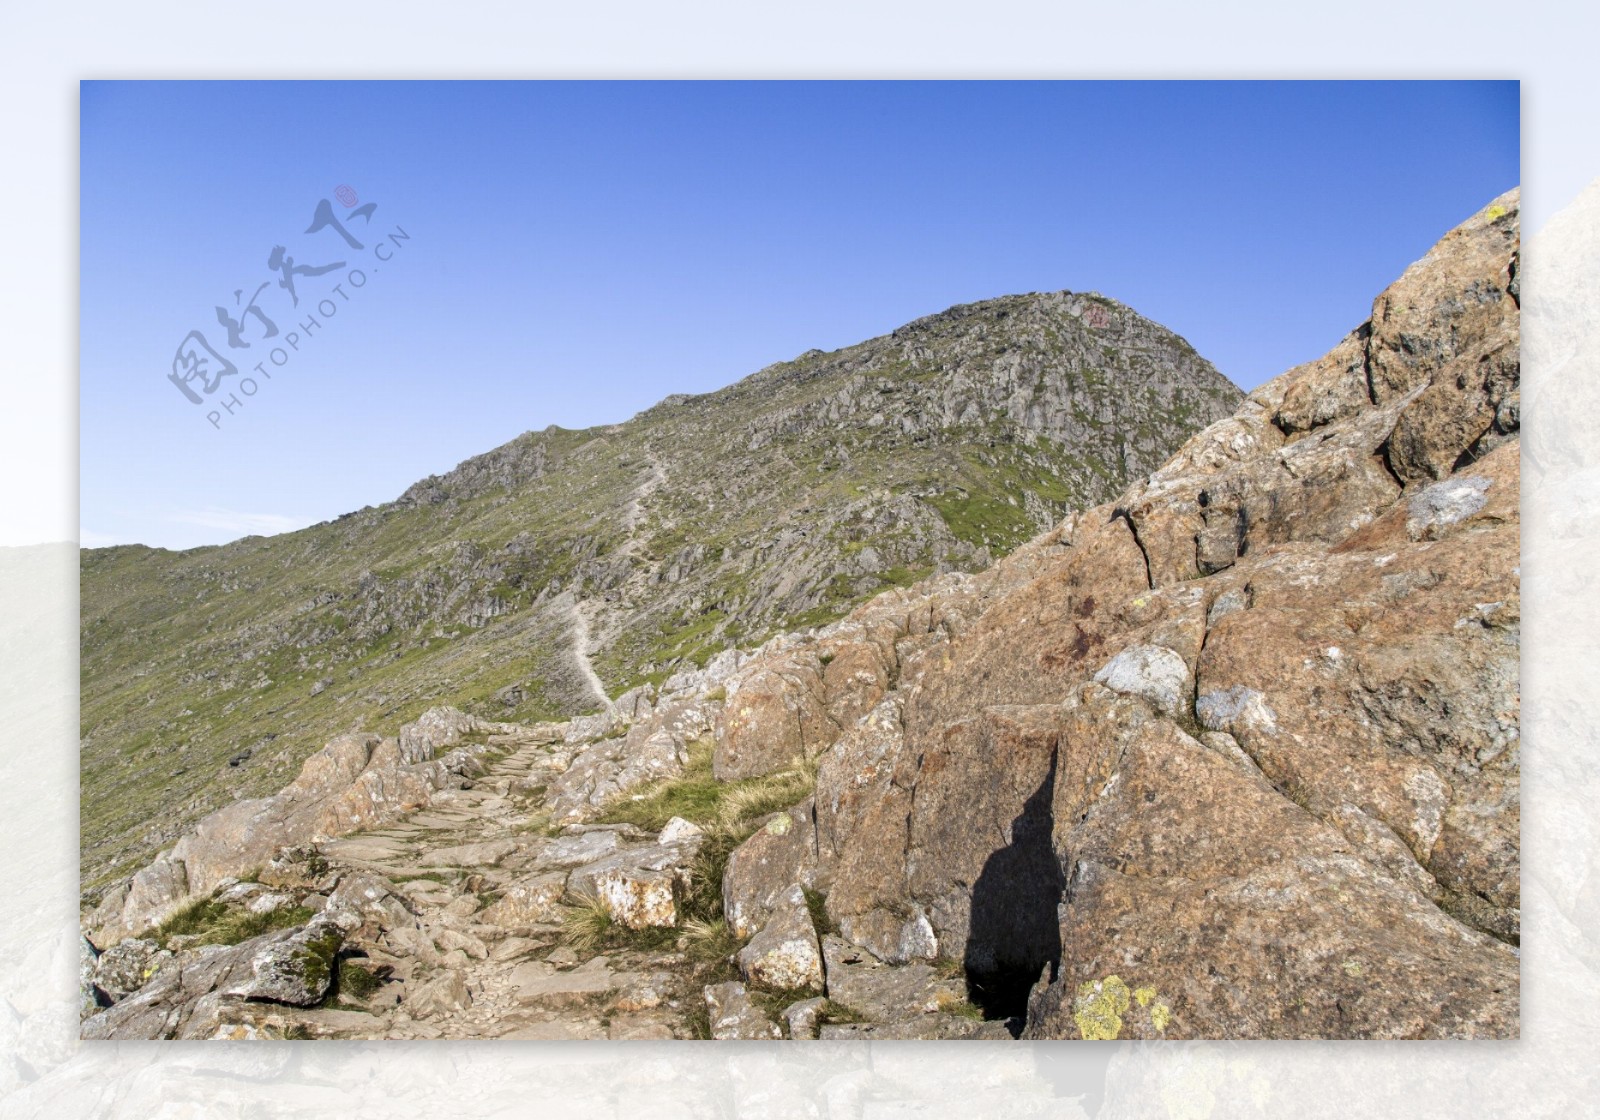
<box><xmin>963</xmin><ymin>752</ymin><xmax>1065</xmax><ymax>1027</ymax></box>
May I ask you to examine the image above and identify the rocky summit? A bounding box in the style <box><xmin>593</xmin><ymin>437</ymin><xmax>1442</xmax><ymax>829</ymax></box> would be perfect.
<box><xmin>80</xmin><ymin>287</ymin><xmax>1238</xmax><ymax>894</ymax></box>
<box><xmin>80</xmin><ymin>190</ymin><xmax>1518</xmax><ymax>1041</ymax></box>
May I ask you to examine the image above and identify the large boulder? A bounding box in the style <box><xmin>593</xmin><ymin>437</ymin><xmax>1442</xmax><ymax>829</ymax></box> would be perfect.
<box><xmin>480</xmin><ymin>871</ymin><xmax>568</xmax><ymax>929</ymax></box>
<box><xmin>722</xmin><ymin>801</ymin><xmax>819</xmax><ymax>939</ymax></box>
<box><xmin>80</xmin><ymin>913</ymin><xmax>350</xmax><ymax>1040</ymax></box>
<box><xmin>92</xmin><ymin>937</ymin><xmax>172</xmax><ymax>1003</ymax></box>
<box><xmin>221</xmin><ymin>914</ymin><xmax>346</xmax><ymax>1006</ymax></box>
<box><xmin>568</xmin><ymin>837</ymin><xmax>702</xmax><ymax>929</ymax></box>
<box><xmin>784</xmin><ymin>192</ymin><xmax>1523</xmax><ymax>1039</ymax></box>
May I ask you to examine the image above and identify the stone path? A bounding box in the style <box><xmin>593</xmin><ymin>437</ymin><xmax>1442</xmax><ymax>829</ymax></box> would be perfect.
<box><xmin>302</xmin><ymin>733</ymin><xmax>700</xmax><ymax>1040</ymax></box>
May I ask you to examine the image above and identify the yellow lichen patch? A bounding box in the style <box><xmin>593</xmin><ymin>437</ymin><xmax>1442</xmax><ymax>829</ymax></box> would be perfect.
<box><xmin>764</xmin><ymin>813</ymin><xmax>793</xmax><ymax>836</ymax></box>
<box><xmin>1131</xmin><ymin>984</ymin><xmax>1172</xmax><ymax>1032</ymax></box>
<box><xmin>1486</xmin><ymin>203</ymin><xmax>1508</xmax><ymax>221</ymax></box>
<box><xmin>1073</xmin><ymin>975</ymin><xmax>1131</xmax><ymax>1040</ymax></box>
<box><xmin>1341</xmin><ymin>959</ymin><xmax>1363</xmax><ymax>977</ymax></box>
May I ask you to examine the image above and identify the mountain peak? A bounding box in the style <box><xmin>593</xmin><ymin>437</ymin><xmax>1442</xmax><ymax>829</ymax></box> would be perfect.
<box><xmin>80</xmin><ymin>289</ymin><xmax>1240</xmax><ymax>889</ymax></box>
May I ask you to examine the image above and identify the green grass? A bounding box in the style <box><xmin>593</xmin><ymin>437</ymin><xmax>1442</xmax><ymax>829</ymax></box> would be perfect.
<box><xmin>150</xmin><ymin>897</ymin><xmax>315</xmax><ymax>950</ymax></box>
<box><xmin>333</xmin><ymin>959</ymin><xmax>385</xmax><ymax>1002</ymax></box>
<box><xmin>816</xmin><ymin>999</ymin><xmax>867</xmax><ymax>1026</ymax></box>
<box><xmin>925</xmin><ymin>488</ymin><xmax>1038</xmax><ymax>552</ymax></box>
<box><xmin>597</xmin><ymin>736</ymin><xmax>818</xmax><ymax>840</ymax></box>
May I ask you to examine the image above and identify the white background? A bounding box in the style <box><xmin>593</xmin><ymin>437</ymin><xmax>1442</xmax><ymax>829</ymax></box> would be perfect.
<box><xmin>3</xmin><ymin>3</ymin><xmax>1597</xmax><ymax>1116</ymax></box>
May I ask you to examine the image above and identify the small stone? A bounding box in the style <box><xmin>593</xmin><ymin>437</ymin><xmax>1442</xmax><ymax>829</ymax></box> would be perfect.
<box><xmin>658</xmin><ymin>816</ymin><xmax>704</xmax><ymax>845</ymax></box>
<box><xmin>704</xmin><ymin>981</ymin><xmax>781</xmax><ymax>1040</ymax></box>
<box><xmin>407</xmin><ymin>970</ymin><xmax>472</xmax><ymax>1018</ymax></box>
<box><xmin>783</xmin><ymin>996</ymin><xmax>827</xmax><ymax>1040</ymax></box>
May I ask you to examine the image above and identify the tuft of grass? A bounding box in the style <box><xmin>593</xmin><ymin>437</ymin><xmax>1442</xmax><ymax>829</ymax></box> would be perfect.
<box><xmin>334</xmin><ymin>959</ymin><xmax>384</xmax><ymax>1002</ymax></box>
<box><xmin>603</xmin><ymin>734</ymin><xmax>817</xmax><ymax>839</ymax></box>
<box><xmin>678</xmin><ymin>916</ymin><xmax>741</xmax><ymax>982</ymax></box>
<box><xmin>601</xmin><ymin>737</ymin><xmax>724</xmax><ymax>832</ymax></box>
<box><xmin>712</xmin><ymin>759</ymin><xmax>818</xmax><ymax>833</ymax></box>
<box><xmin>935</xmin><ymin>991</ymin><xmax>986</xmax><ymax>1020</ymax></box>
<box><xmin>151</xmin><ymin>897</ymin><xmax>229</xmax><ymax>943</ymax></box>
<box><xmin>151</xmin><ymin>897</ymin><xmax>315</xmax><ymax>950</ymax></box>
<box><xmin>686</xmin><ymin>998</ymin><xmax>713</xmax><ymax>1040</ymax></box>
<box><xmin>558</xmin><ymin>891</ymin><xmax>682</xmax><ymax>955</ymax></box>
<box><xmin>559</xmin><ymin>892</ymin><xmax>614</xmax><ymax>954</ymax></box>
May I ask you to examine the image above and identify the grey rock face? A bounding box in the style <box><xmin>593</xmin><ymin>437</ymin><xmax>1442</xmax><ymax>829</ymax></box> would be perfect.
<box><xmin>1092</xmin><ymin>644</ymin><xmax>1191</xmax><ymax>717</ymax></box>
<box><xmin>221</xmin><ymin>915</ymin><xmax>345</xmax><ymax>1006</ymax></box>
<box><xmin>820</xmin><ymin>936</ymin><xmax>968</xmax><ymax>1022</ymax></box>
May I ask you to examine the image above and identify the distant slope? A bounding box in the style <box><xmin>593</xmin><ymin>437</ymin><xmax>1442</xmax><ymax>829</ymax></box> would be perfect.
<box><xmin>80</xmin><ymin>289</ymin><xmax>1240</xmax><ymax>891</ymax></box>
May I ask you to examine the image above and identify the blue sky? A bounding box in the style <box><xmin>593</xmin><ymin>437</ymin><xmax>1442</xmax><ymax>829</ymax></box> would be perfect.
<box><xmin>80</xmin><ymin>80</ymin><xmax>1520</xmax><ymax>550</ymax></box>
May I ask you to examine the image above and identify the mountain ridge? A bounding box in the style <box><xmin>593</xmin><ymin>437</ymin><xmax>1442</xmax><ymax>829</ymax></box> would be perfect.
<box><xmin>81</xmin><ymin>286</ymin><xmax>1240</xmax><ymax>891</ymax></box>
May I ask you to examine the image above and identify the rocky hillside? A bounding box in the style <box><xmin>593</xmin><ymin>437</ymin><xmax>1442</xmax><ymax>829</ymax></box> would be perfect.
<box><xmin>81</xmin><ymin>191</ymin><xmax>1518</xmax><ymax>1042</ymax></box>
<box><xmin>81</xmin><ymin>290</ymin><xmax>1238</xmax><ymax>891</ymax></box>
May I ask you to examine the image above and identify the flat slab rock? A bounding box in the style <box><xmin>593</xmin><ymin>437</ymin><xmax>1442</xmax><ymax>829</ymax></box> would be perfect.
<box><xmin>418</xmin><ymin>839</ymin><xmax>519</xmax><ymax>868</ymax></box>
<box><xmin>820</xmin><ymin>935</ymin><xmax>966</xmax><ymax>1021</ymax></box>
<box><xmin>817</xmin><ymin>1016</ymin><xmax>1014</xmax><ymax>1040</ymax></box>
<box><xmin>510</xmin><ymin>956</ymin><xmax>629</xmax><ymax>1007</ymax></box>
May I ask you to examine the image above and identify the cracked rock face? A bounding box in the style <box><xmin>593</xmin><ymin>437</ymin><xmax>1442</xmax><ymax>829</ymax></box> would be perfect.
<box><xmin>714</xmin><ymin>190</ymin><xmax>1522</xmax><ymax>1039</ymax></box>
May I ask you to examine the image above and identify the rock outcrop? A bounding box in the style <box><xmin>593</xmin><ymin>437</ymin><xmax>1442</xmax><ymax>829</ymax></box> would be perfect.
<box><xmin>713</xmin><ymin>189</ymin><xmax>1522</xmax><ymax>1039</ymax></box>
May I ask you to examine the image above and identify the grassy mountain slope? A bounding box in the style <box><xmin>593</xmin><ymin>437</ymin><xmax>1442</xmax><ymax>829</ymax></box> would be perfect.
<box><xmin>80</xmin><ymin>289</ymin><xmax>1240</xmax><ymax>891</ymax></box>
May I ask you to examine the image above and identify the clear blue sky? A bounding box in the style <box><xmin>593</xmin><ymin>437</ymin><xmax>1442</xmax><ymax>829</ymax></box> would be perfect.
<box><xmin>81</xmin><ymin>80</ymin><xmax>1519</xmax><ymax>550</ymax></box>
